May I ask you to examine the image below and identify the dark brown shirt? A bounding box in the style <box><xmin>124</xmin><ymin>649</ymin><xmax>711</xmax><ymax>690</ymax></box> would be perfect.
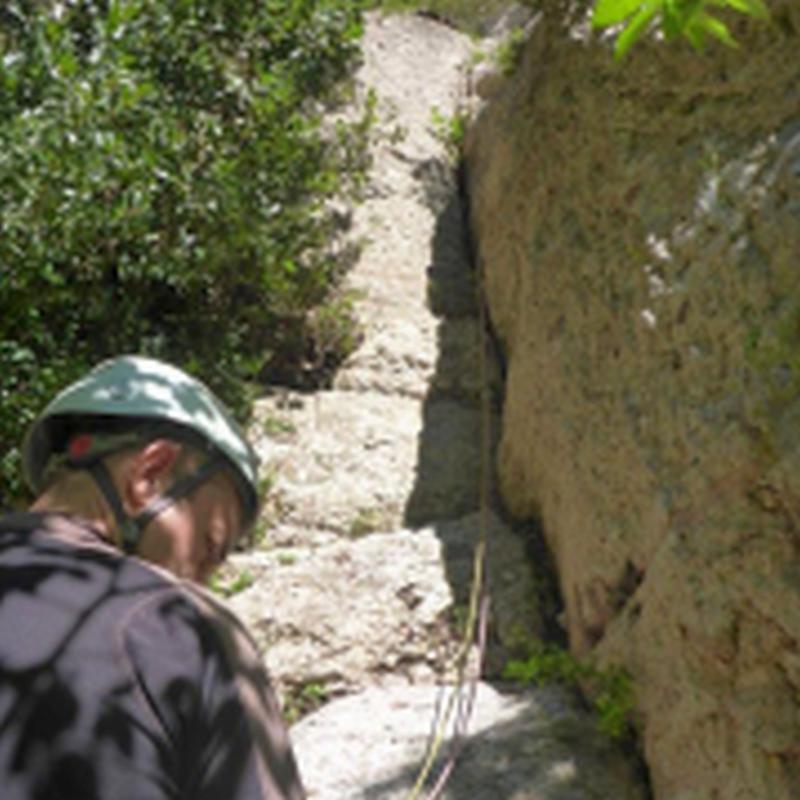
<box><xmin>0</xmin><ymin>512</ymin><xmax>305</xmax><ymax>799</ymax></box>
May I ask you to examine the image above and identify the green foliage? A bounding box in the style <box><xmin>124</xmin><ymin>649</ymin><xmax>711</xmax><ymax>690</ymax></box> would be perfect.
<box><xmin>430</xmin><ymin>106</ymin><xmax>468</xmax><ymax>160</ymax></box>
<box><xmin>504</xmin><ymin>642</ymin><xmax>583</xmax><ymax>685</ymax></box>
<box><xmin>591</xmin><ymin>666</ymin><xmax>635</xmax><ymax>740</ymax></box>
<box><xmin>504</xmin><ymin>643</ymin><xmax>635</xmax><ymax>740</ymax></box>
<box><xmin>249</xmin><ymin>519</ymin><xmax>271</xmax><ymax>548</ymax></box>
<box><xmin>592</xmin><ymin>0</ymin><xmax>771</xmax><ymax>58</ymax></box>
<box><xmin>262</xmin><ymin>415</ymin><xmax>298</xmax><ymax>438</ymax></box>
<box><xmin>283</xmin><ymin>680</ymin><xmax>331</xmax><ymax>723</ymax></box>
<box><xmin>494</xmin><ymin>27</ymin><xmax>527</xmax><ymax>75</ymax></box>
<box><xmin>209</xmin><ymin>568</ymin><xmax>256</xmax><ymax>598</ymax></box>
<box><xmin>0</xmin><ymin>0</ymin><xmax>371</xmax><ymax>505</ymax></box>
<box><xmin>242</xmin><ymin>466</ymin><xmax>279</xmax><ymax>547</ymax></box>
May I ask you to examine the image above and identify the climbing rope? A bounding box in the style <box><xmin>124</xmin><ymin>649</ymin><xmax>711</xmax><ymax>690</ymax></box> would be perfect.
<box><xmin>405</xmin><ymin>267</ymin><xmax>494</xmax><ymax>800</ymax></box>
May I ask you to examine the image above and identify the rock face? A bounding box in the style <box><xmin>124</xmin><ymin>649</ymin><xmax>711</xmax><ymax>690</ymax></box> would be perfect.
<box><xmin>229</xmin><ymin>15</ymin><xmax>531</xmax><ymax>703</ymax></box>
<box><xmin>221</xmin><ymin>10</ymin><xmax>649</xmax><ymax>798</ymax></box>
<box><xmin>465</xmin><ymin>3</ymin><xmax>800</xmax><ymax>798</ymax></box>
<box><xmin>292</xmin><ymin>683</ymin><xmax>647</xmax><ymax>800</ymax></box>
<box><xmin>230</xmin><ymin>512</ymin><xmax>543</xmax><ymax>699</ymax></box>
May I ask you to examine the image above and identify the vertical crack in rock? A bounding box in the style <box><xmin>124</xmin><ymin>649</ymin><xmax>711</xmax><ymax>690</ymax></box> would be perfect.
<box><xmin>225</xmin><ymin>9</ymin><xmax>652</xmax><ymax>799</ymax></box>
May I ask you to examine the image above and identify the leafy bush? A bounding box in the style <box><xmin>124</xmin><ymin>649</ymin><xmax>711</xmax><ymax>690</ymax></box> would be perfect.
<box><xmin>0</xmin><ymin>0</ymin><xmax>371</xmax><ymax>504</ymax></box>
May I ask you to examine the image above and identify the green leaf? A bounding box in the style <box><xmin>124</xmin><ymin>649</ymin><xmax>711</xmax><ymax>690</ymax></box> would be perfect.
<box><xmin>662</xmin><ymin>4</ymin><xmax>682</xmax><ymax>37</ymax></box>
<box><xmin>695</xmin><ymin>11</ymin><xmax>739</xmax><ymax>46</ymax></box>
<box><xmin>708</xmin><ymin>0</ymin><xmax>770</xmax><ymax>20</ymax></box>
<box><xmin>614</xmin><ymin>0</ymin><xmax>660</xmax><ymax>58</ymax></box>
<box><xmin>663</xmin><ymin>0</ymin><xmax>703</xmax><ymax>38</ymax></box>
<box><xmin>717</xmin><ymin>0</ymin><xmax>770</xmax><ymax>19</ymax></box>
<box><xmin>57</xmin><ymin>51</ymin><xmax>78</xmax><ymax>78</ymax></box>
<box><xmin>683</xmin><ymin>18</ymin><xmax>707</xmax><ymax>47</ymax></box>
<box><xmin>682</xmin><ymin>0</ymin><xmax>707</xmax><ymax>25</ymax></box>
<box><xmin>592</xmin><ymin>0</ymin><xmax>649</xmax><ymax>28</ymax></box>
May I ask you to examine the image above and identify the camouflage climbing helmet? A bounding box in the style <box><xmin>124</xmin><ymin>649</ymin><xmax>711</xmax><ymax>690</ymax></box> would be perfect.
<box><xmin>22</xmin><ymin>356</ymin><xmax>260</xmax><ymax>529</ymax></box>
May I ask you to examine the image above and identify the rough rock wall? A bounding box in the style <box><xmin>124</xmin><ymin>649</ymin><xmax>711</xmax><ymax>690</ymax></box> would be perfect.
<box><xmin>465</xmin><ymin>3</ymin><xmax>800</xmax><ymax>798</ymax></box>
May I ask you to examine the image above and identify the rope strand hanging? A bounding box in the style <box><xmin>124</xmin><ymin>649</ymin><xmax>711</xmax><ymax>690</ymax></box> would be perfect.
<box><xmin>405</xmin><ymin>267</ymin><xmax>494</xmax><ymax>800</ymax></box>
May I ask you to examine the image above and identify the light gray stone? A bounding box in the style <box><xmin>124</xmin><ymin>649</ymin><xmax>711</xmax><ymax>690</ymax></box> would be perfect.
<box><xmin>229</xmin><ymin>511</ymin><xmax>545</xmax><ymax>701</ymax></box>
<box><xmin>251</xmin><ymin>391</ymin><xmax>497</xmax><ymax>540</ymax></box>
<box><xmin>473</xmin><ymin>62</ymin><xmax>506</xmax><ymax>100</ymax></box>
<box><xmin>291</xmin><ymin>683</ymin><xmax>649</xmax><ymax>800</ymax></box>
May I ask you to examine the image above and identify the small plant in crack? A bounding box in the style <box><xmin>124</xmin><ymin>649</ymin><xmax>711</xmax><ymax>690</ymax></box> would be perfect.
<box><xmin>209</xmin><ymin>568</ymin><xmax>256</xmax><ymax>599</ymax></box>
<box><xmin>283</xmin><ymin>681</ymin><xmax>332</xmax><ymax>724</ymax></box>
<box><xmin>494</xmin><ymin>27</ymin><xmax>527</xmax><ymax>76</ymax></box>
<box><xmin>503</xmin><ymin>643</ymin><xmax>635</xmax><ymax>740</ymax></box>
<box><xmin>262</xmin><ymin>415</ymin><xmax>297</xmax><ymax>438</ymax></box>
<box><xmin>429</xmin><ymin>106</ymin><xmax>469</xmax><ymax>161</ymax></box>
<box><xmin>348</xmin><ymin>506</ymin><xmax>388</xmax><ymax>538</ymax></box>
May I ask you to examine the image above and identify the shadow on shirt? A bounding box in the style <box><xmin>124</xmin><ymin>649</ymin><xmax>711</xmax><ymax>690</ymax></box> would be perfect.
<box><xmin>0</xmin><ymin>514</ymin><xmax>303</xmax><ymax>800</ymax></box>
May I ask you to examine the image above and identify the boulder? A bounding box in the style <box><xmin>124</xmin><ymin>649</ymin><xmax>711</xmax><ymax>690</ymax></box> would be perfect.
<box><xmin>291</xmin><ymin>682</ymin><xmax>649</xmax><ymax>799</ymax></box>
<box><xmin>464</xmin><ymin>3</ymin><xmax>800</xmax><ymax>797</ymax></box>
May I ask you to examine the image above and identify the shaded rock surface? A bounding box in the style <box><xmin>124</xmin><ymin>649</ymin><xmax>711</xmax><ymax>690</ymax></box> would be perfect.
<box><xmin>224</xmin><ymin>9</ymin><xmax>649</xmax><ymax>799</ymax></box>
<box><xmin>293</xmin><ymin>683</ymin><xmax>648</xmax><ymax>800</ymax></box>
<box><xmin>249</xmin><ymin>391</ymin><xmax>493</xmax><ymax>542</ymax></box>
<box><xmin>465</xmin><ymin>2</ymin><xmax>800</xmax><ymax>798</ymax></box>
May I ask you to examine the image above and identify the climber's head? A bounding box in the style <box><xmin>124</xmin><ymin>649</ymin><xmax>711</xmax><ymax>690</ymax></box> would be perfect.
<box><xmin>23</xmin><ymin>356</ymin><xmax>260</xmax><ymax>582</ymax></box>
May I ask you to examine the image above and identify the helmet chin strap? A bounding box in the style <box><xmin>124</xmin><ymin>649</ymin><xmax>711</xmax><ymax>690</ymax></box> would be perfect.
<box><xmin>87</xmin><ymin>457</ymin><xmax>224</xmax><ymax>554</ymax></box>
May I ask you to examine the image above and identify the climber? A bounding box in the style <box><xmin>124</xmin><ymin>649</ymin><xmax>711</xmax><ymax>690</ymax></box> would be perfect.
<box><xmin>0</xmin><ymin>355</ymin><xmax>305</xmax><ymax>799</ymax></box>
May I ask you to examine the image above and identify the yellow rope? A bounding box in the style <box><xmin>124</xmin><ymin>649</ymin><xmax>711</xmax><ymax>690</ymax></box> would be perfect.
<box><xmin>405</xmin><ymin>268</ymin><xmax>492</xmax><ymax>800</ymax></box>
